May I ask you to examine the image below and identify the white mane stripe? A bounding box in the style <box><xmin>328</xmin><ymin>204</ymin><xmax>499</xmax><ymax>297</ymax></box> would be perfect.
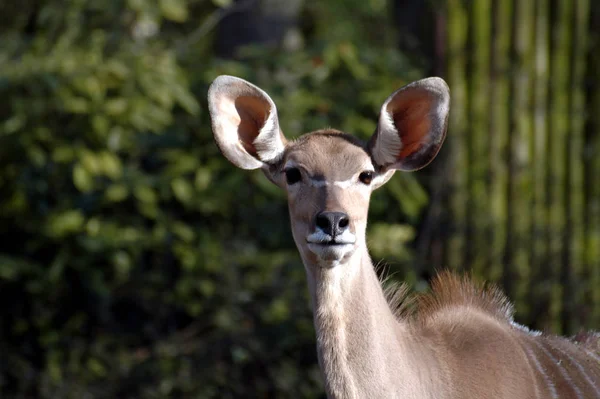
<box><xmin>532</xmin><ymin>340</ymin><xmax>582</xmax><ymax>398</ymax></box>
<box><xmin>583</xmin><ymin>348</ymin><xmax>600</xmax><ymax>364</ymax></box>
<box><xmin>554</xmin><ymin>344</ymin><xmax>600</xmax><ymax>396</ymax></box>
<box><xmin>525</xmin><ymin>344</ymin><xmax>559</xmax><ymax>399</ymax></box>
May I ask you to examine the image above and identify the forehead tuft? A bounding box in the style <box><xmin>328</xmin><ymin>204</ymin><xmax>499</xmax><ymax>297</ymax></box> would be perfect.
<box><xmin>284</xmin><ymin>130</ymin><xmax>372</xmax><ymax>177</ymax></box>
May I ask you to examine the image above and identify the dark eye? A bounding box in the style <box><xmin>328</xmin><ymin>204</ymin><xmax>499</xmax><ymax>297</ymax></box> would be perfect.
<box><xmin>359</xmin><ymin>171</ymin><xmax>374</xmax><ymax>185</ymax></box>
<box><xmin>285</xmin><ymin>167</ymin><xmax>302</xmax><ymax>185</ymax></box>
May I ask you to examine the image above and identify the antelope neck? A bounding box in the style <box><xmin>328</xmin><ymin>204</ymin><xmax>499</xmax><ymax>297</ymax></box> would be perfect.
<box><xmin>301</xmin><ymin>247</ymin><xmax>441</xmax><ymax>398</ymax></box>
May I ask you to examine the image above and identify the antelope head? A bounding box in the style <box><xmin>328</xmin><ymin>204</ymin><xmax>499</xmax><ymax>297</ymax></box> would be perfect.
<box><xmin>208</xmin><ymin>76</ymin><xmax>449</xmax><ymax>270</ymax></box>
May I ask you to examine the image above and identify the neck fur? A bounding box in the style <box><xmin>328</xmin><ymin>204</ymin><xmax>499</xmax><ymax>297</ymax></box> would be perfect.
<box><xmin>301</xmin><ymin>247</ymin><xmax>440</xmax><ymax>398</ymax></box>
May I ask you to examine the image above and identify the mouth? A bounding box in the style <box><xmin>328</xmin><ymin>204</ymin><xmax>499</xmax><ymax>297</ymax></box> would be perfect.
<box><xmin>305</xmin><ymin>231</ymin><xmax>356</xmax><ymax>262</ymax></box>
<box><xmin>306</xmin><ymin>234</ymin><xmax>356</xmax><ymax>247</ymax></box>
<box><xmin>306</xmin><ymin>239</ymin><xmax>354</xmax><ymax>246</ymax></box>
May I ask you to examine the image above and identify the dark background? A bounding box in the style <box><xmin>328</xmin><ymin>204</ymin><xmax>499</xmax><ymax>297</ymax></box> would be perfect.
<box><xmin>0</xmin><ymin>0</ymin><xmax>599</xmax><ymax>397</ymax></box>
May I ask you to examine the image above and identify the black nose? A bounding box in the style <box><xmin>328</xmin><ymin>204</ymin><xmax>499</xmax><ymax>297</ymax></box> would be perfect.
<box><xmin>315</xmin><ymin>211</ymin><xmax>350</xmax><ymax>237</ymax></box>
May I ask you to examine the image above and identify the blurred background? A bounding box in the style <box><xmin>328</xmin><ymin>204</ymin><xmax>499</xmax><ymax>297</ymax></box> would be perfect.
<box><xmin>0</xmin><ymin>0</ymin><xmax>599</xmax><ymax>397</ymax></box>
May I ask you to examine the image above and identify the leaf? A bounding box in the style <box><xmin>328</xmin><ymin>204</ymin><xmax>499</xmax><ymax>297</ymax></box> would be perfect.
<box><xmin>172</xmin><ymin>222</ymin><xmax>195</xmax><ymax>243</ymax></box>
<box><xmin>368</xmin><ymin>223</ymin><xmax>415</xmax><ymax>260</ymax></box>
<box><xmin>105</xmin><ymin>184</ymin><xmax>129</xmax><ymax>202</ymax></box>
<box><xmin>212</xmin><ymin>0</ymin><xmax>233</xmax><ymax>7</ymax></box>
<box><xmin>105</xmin><ymin>59</ymin><xmax>129</xmax><ymax>80</ymax></box>
<box><xmin>159</xmin><ymin>0</ymin><xmax>188</xmax><ymax>22</ymax></box>
<box><xmin>80</xmin><ymin>151</ymin><xmax>101</xmax><ymax>174</ymax></box>
<box><xmin>134</xmin><ymin>184</ymin><xmax>157</xmax><ymax>204</ymax></box>
<box><xmin>87</xmin><ymin>357</ymin><xmax>107</xmax><ymax>377</ymax></box>
<box><xmin>113</xmin><ymin>250</ymin><xmax>132</xmax><ymax>282</ymax></box>
<box><xmin>62</xmin><ymin>96</ymin><xmax>90</xmax><ymax>114</ymax></box>
<box><xmin>171</xmin><ymin>177</ymin><xmax>193</xmax><ymax>205</ymax></box>
<box><xmin>52</xmin><ymin>146</ymin><xmax>75</xmax><ymax>163</ymax></box>
<box><xmin>2</xmin><ymin>115</ymin><xmax>25</xmax><ymax>134</ymax></box>
<box><xmin>264</xmin><ymin>298</ymin><xmax>290</xmax><ymax>323</ymax></box>
<box><xmin>47</xmin><ymin>210</ymin><xmax>85</xmax><ymax>238</ymax></box>
<box><xmin>173</xmin><ymin>85</ymin><xmax>200</xmax><ymax>115</ymax></box>
<box><xmin>73</xmin><ymin>164</ymin><xmax>95</xmax><ymax>192</ymax></box>
<box><xmin>92</xmin><ymin>114</ymin><xmax>110</xmax><ymax>135</ymax></box>
<box><xmin>195</xmin><ymin>169</ymin><xmax>212</xmax><ymax>191</ymax></box>
<box><xmin>0</xmin><ymin>255</ymin><xmax>37</xmax><ymax>280</ymax></box>
<box><xmin>99</xmin><ymin>152</ymin><xmax>123</xmax><ymax>179</ymax></box>
<box><xmin>104</xmin><ymin>98</ymin><xmax>128</xmax><ymax>116</ymax></box>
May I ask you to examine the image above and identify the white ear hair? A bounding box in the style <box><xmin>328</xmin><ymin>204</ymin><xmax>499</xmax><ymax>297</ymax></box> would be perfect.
<box><xmin>208</xmin><ymin>75</ymin><xmax>286</xmax><ymax>170</ymax></box>
<box><xmin>373</xmin><ymin>108</ymin><xmax>404</xmax><ymax>167</ymax></box>
<box><xmin>253</xmin><ymin>107</ymin><xmax>283</xmax><ymax>164</ymax></box>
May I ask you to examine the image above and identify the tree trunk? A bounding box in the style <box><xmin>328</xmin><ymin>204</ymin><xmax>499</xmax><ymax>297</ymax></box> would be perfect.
<box><xmin>564</xmin><ymin>0</ymin><xmax>589</xmax><ymax>331</ymax></box>
<box><xmin>489</xmin><ymin>0</ymin><xmax>512</xmax><ymax>284</ymax></box>
<box><xmin>442</xmin><ymin>0</ymin><xmax>600</xmax><ymax>334</ymax></box>
<box><xmin>468</xmin><ymin>0</ymin><xmax>491</xmax><ymax>278</ymax></box>
<box><xmin>446</xmin><ymin>0</ymin><xmax>468</xmax><ymax>273</ymax></box>
<box><xmin>505</xmin><ymin>0</ymin><xmax>534</xmax><ymax>319</ymax></box>
<box><xmin>528</xmin><ymin>0</ymin><xmax>550</xmax><ymax>329</ymax></box>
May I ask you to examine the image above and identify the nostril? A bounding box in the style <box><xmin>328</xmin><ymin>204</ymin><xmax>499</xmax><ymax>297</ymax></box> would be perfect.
<box><xmin>316</xmin><ymin>214</ymin><xmax>330</xmax><ymax>230</ymax></box>
<box><xmin>338</xmin><ymin>217</ymin><xmax>349</xmax><ymax>229</ymax></box>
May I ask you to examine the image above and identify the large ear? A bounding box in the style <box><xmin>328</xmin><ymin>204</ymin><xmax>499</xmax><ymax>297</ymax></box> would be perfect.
<box><xmin>368</xmin><ymin>77</ymin><xmax>450</xmax><ymax>171</ymax></box>
<box><xmin>208</xmin><ymin>75</ymin><xmax>287</xmax><ymax>170</ymax></box>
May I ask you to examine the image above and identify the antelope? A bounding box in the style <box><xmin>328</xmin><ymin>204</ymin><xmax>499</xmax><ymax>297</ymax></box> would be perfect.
<box><xmin>208</xmin><ymin>75</ymin><xmax>600</xmax><ymax>398</ymax></box>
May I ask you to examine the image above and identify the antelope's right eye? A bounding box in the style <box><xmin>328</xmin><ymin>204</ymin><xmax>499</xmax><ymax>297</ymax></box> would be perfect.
<box><xmin>285</xmin><ymin>167</ymin><xmax>302</xmax><ymax>185</ymax></box>
<box><xmin>359</xmin><ymin>171</ymin><xmax>374</xmax><ymax>185</ymax></box>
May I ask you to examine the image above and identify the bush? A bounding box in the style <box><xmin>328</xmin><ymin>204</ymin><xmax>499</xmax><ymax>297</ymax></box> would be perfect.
<box><xmin>0</xmin><ymin>1</ymin><xmax>424</xmax><ymax>397</ymax></box>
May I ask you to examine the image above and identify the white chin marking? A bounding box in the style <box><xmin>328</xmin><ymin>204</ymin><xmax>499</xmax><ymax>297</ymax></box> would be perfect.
<box><xmin>307</xmin><ymin>243</ymin><xmax>354</xmax><ymax>264</ymax></box>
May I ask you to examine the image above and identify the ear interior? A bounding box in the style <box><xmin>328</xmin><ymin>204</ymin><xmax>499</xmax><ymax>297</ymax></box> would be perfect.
<box><xmin>388</xmin><ymin>90</ymin><xmax>435</xmax><ymax>160</ymax></box>
<box><xmin>208</xmin><ymin>76</ymin><xmax>286</xmax><ymax>170</ymax></box>
<box><xmin>370</xmin><ymin>77</ymin><xmax>450</xmax><ymax>172</ymax></box>
<box><xmin>235</xmin><ymin>96</ymin><xmax>270</xmax><ymax>158</ymax></box>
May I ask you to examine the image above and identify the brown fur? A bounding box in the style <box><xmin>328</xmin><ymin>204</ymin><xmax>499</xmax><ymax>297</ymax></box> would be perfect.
<box><xmin>383</xmin><ymin>270</ymin><xmax>599</xmax><ymax>353</ymax></box>
<box><xmin>413</xmin><ymin>271</ymin><xmax>514</xmax><ymax>323</ymax></box>
<box><xmin>398</xmin><ymin>271</ymin><xmax>600</xmax><ymax>398</ymax></box>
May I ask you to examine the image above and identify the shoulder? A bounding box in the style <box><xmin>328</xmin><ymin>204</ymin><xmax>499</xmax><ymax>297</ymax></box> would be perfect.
<box><xmin>414</xmin><ymin>271</ymin><xmax>514</xmax><ymax>326</ymax></box>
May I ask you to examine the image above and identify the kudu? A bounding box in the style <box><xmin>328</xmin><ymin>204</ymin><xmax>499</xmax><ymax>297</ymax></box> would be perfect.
<box><xmin>208</xmin><ymin>75</ymin><xmax>600</xmax><ymax>398</ymax></box>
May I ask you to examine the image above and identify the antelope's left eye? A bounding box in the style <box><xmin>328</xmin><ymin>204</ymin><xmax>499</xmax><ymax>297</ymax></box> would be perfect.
<box><xmin>359</xmin><ymin>171</ymin><xmax>374</xmax><ymax>185</ymax></box>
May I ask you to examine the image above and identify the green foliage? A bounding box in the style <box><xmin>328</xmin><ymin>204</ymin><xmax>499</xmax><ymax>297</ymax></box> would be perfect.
<box><xmin>0</xmin><ymin>0</ymin><xmax>426</xmax><ymax>397</ymax></box>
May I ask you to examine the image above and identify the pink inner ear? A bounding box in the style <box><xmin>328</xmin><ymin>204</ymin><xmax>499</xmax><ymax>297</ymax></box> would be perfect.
<box><xmin>234</xmin><ymin>96</ymin><xmax>269</xmax><ymax>157</ymax></box>
<box><xmin>387</xmin><ymin>91</ymin><xmax>433</xmax><ymax>159</ymax></box>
